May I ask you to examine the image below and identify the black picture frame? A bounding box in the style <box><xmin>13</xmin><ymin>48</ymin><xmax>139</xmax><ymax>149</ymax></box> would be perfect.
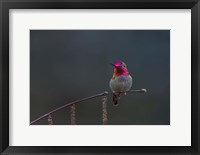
<box><xmin>0</xmin><ymin>0</ymin><xmax>199</xmax><ymax>154</ymax></box>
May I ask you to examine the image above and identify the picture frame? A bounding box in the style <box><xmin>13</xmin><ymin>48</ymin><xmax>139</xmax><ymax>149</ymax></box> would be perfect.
<box><xmin>0</xmin><ymin>0</ymin><xmax>199</xmax><ymax>154</ymax></box>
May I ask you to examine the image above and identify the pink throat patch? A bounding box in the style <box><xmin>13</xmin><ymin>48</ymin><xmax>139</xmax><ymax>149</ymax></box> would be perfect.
<box><xmin>113</xmin><ymin>67</ymin><xmax>129</xmax><ymax>77</ymax></box>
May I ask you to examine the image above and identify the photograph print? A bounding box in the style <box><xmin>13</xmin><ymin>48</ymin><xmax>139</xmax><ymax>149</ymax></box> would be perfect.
<box><xmin>30</xmin><ymin>30</ymin><xmax>170</xmax><ymax>125</ymax></box>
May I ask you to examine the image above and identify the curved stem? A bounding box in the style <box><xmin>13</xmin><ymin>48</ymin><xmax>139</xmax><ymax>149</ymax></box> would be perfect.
<box><xmin>30</xmin><ymin>89</ymin><xmax>147</xmax><ymax>125</ymax></box>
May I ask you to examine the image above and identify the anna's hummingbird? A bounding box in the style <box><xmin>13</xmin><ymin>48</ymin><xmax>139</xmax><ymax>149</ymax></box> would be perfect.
<box><xmin>109</xmin><ymin>61</ymin><xmax>132</xmax><ymax>106</ymax></box>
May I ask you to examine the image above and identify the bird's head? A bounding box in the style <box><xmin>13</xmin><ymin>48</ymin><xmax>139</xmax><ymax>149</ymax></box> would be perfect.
<box><xmin>111</xmin><ymin>60</ymin><xmax>129</xmax><ymax>78</ymax></box>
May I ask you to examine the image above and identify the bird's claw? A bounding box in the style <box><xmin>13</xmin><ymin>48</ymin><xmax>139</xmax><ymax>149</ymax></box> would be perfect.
<box><xmin>103</xmin><ymin>91</ymin><xmax>109</xmax><ymax>95</ymax></box>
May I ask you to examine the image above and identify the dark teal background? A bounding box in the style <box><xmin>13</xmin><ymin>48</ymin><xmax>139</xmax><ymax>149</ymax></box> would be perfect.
<box><xmin>30</xmin><ymin>30</ymin><xmax>170</xmax><ymax>125</ymax></box>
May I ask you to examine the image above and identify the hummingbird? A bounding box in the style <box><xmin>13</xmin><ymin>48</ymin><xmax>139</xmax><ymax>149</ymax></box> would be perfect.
<box><xmin>109</xmin><ymin>61</ymin><xmax>132</xmax><ymax>106</ymax></box>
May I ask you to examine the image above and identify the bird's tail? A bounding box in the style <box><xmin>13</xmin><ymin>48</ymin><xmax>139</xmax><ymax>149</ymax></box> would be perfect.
<box><xmin>113</xmin><ymin>93</ymin><xmax>121</xmax><ymax>106</ymax></box>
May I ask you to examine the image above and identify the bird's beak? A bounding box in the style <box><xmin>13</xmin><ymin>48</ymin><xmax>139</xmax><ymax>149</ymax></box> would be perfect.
<box><xmin>110</xmin><ymin>63</ymin><xmax>120</xmax><ymax>69</ymax></box>
<box><xmin>110</xmin><ymin>63</ymin><xmax>115</xmax><ymax>67</ymax></box>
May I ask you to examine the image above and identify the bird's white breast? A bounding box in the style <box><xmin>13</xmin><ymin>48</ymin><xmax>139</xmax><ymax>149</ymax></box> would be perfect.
<box><xmin>109</xmin><ymin>75</ymin><xmax>132</xmax><ymax>93</ymax></box>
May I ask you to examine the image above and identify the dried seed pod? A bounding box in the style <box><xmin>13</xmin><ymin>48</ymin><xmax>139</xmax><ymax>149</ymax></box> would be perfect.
<box><xmin>102</xmin><ymin>96</ymin><xmax>108</xmax><ymax>125</ymax></box>
<box><xmin>70</xmin><ymin>104</ymin><xmax>76</xmax><ymax>125</ymax></box>
<box><xmin>48</xmin><ymin>115</ymin><xmax>53</xmax><ymax>125</ymax></box>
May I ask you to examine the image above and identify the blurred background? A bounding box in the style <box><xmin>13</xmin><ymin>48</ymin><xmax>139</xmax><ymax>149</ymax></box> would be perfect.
<box><xmin>30</xmin><ymin>30</ymin><xmax>170</xmax><ymax>125</ymax></box>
